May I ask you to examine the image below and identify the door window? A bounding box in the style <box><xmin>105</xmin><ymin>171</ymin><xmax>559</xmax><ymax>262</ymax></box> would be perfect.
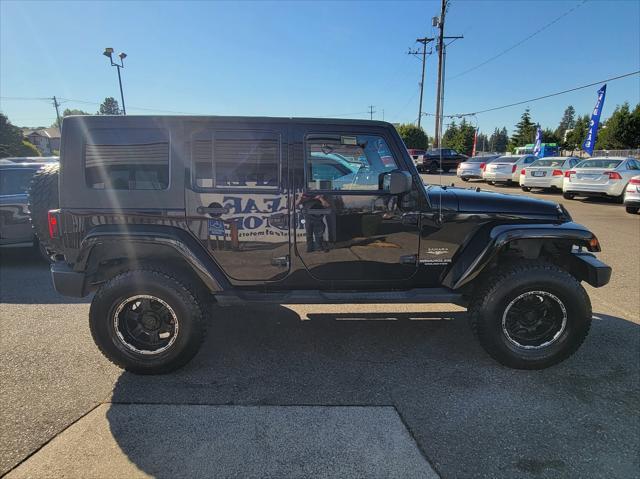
<box><xmin>306</xmin><ymin>135</ymin><xmax>398</xmax><ymax>191</ymax></box>
<box><xmin>192</xmin><ymin>130</ymin><xmax>280</xmax><ymax>190</ymax></box>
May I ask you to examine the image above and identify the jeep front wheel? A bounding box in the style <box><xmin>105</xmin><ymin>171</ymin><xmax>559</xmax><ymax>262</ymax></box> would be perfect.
<box><xmin>469</xmin><ymin>261</ymin><xmax>591</xmax><ymax>369</ymax></box>
<box><xmin>89</xmin><ymin>269</ymin><xmax>206</xmax><ymax>374</ymax></box>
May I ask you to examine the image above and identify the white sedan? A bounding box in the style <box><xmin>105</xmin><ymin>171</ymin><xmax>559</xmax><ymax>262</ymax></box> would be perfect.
<box><xmin>482</xmin><ymin>155</ymin><xmax>537</xmax><ymax>185</ymax></box>
<box><xmin>624</xmin><ymin>175</ymin><xmax>640</xmax><ymax>214</ymax></box>
<box><xmin>520</xmin><ymin>156</ymin><xmax>581</xmax><ymax>192</ymax></box>
<box><xmin>562</xmin><ymin>157</ymin><xmax>640</xmax><ymax>201</ymax></box>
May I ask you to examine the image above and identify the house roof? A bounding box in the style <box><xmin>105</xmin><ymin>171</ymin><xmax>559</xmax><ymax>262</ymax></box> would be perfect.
<box><xmin>23</xmin><ymin>127</ymin><xmax>60</xmax><ymax>139</ymax></box>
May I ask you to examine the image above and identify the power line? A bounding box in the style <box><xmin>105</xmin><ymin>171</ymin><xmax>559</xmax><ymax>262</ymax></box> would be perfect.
<box><xmin>454</xmin><ymin>70</ymin><xmax>640</xmax><ymax>117</ymax></box>
<box><xmin>418</xmin><ymin>70</ymin><xmax>640</xmax><ymax>119</ymax></box>
<box><xmin>447</xmin><ymin>0</ymin><xmax>588</xmax><ymax>81</ymax></box>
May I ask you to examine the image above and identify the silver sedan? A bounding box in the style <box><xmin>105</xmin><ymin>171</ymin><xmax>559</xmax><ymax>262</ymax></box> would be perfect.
<box><xmin>520</xmin><ymin>156</ymin><xmax>581</xmax><ymax>192</ymax></box>
<box><xmin>563</xmin><ymin>157</ymin><xmax>640</xmax><ymax>201</ymax></box>
<box><xmin>456</xmin><ymin>155</ymin><xmax>500</xmax><ymax>181</ymax></box>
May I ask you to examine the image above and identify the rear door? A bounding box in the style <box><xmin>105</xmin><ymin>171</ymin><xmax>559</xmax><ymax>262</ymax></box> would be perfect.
<box><xmin>184</xmin><ymin>122</ymin><xmax>290</xmax><ymax>282</ymax></box>
<box><xmin>293</xmin><ymin>125</ymin><xmax>421</xmax><ymax>283</ymax></box>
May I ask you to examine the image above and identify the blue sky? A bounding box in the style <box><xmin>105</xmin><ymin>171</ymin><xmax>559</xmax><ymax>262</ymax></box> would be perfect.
<box><xmin>1</xmin><ymin>0</ymin><xmax>639</xmax><ymax>137</ymax></box>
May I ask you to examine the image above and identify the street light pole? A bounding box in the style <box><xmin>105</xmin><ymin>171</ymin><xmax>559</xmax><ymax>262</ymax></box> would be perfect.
<box><xmin>103</xmin><ymin>48</ymin><xmax>127</xmax><ymax>115</ymax></box>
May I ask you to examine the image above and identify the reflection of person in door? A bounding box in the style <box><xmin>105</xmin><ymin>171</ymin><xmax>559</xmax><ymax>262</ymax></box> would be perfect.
<box><xmin>298</xmin><ymin>192</ymin><xmax>330</xmax><ymax>252</ymax></box>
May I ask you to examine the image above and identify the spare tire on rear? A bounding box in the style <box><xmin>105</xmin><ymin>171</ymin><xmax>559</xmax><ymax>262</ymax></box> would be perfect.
<box><xmin>28</xmin><ymin>163</ymin><xmax>60</xmax><ymax>255</ymax></box>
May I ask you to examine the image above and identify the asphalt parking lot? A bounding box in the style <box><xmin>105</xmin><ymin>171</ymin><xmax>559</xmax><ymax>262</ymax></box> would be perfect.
<box><xmin>1</xmin><ymin>174</ymin><xmax>638</xmax><ymax>478</ymax></box>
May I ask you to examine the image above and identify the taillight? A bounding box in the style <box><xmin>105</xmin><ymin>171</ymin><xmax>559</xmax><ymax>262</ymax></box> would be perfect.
<box><xmin>512</xmin><ymin>165</ymin><xmax>517</xmax><ymax>173</ymax></box>
<box><xmin>552</xmin><ymin>169</ymin><xmax>563</xmax><ymax>176</ymax></box>
<box><xmin>565</xmin><ymin>170</ymin><xmax>575</xmax><ymax>178</ymax></box>
<box><xmin>520</xmin><ymin>169</ymin><xmax>526</xmax><ymax>175</ymax></box>
<box><xmin>606</xmin><ymin>171</ymin><xmax>622</xmax><ymax>180</ymax></box>
<box><xmin>480</xmin><ymin>162</ymin><xmax>486</xmax><ymax>171</ymax></box>
<box><xmin>630</xmin><ymin>178</ymin><xmax>640</xmax><ymax>185</ymax></box>
<box><xmin>47</xmin><ymin>211</ymin><xmax>59</xmax><ymax>239</ymax></box>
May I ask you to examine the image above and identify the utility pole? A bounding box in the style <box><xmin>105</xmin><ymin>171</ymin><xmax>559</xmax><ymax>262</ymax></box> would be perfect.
<box><xmin>368</xmin><ymin>105</ymin><xmax>376</xmax><ymax>120</ymax></box>
<box><xmin>433</xmin><ymin>0</ymin><xmax>462</xmax><ymax>147</ymax></box>
<box><xmin>408</xmin><ymin>37</ymin><xmax>434</xmax><ymax>128</ymax></box>
<box><xmin>52</xmin><ymin>96</ymin><xmax>61</xmax><ymax>129</ymax></box>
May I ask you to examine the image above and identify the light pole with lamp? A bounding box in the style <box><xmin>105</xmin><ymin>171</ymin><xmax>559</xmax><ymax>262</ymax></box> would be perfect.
<box><xmin>103</xmin><ymin>47</ymin><xmax>127</xmax><ymax>115</ymax></box>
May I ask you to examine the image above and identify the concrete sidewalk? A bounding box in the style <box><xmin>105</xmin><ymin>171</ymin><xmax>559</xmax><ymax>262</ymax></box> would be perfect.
<box><xmin>6</xmin><ymin>404</ymin><xmax>439</xmax><ymax>479</ymax></box>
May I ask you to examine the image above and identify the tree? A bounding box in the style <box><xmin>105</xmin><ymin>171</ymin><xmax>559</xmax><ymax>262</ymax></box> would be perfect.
<box><xmin>489</xmin><ymin>127</ymin><xmax>509</xmax><ymax>153</ymax></box>
<box><xmin>595</xmin><ymin>102</ymin><xmax>639</xmax><ymax>150</ymax></box>
<box><xmin>441</xmin><ymin>121</ymin><xmax>458</xmax><ymax>149</ymax></box>
<box><xmin>555</xmin><ymin>105</ymin><xmax>576</xmax><ymax>143</ymax></box>
<box><xmin>0</xmin><ymin>113</ymin><xmax>41</xmax><ymax>158</ymax></box>
<box><xmin>51</xmin><ymin>108</ymin><xmax>91</xmax><ymax>128</ymax></box>
<box><xmin>453</xmin><ymin>118</ymin><xmax>476</xmax><ymax>156</ymax></box>
<box><xmin>564</xmin><ymin>114</ymin><xmax>590</xmax><ymax>153</ymax></box>
<box><xmin>396</xmin><ymin>123</ymin><xmax>429</xmax><ymax>150</ymax></box>
<box><xmin>97</xmin><ymin>97</ymin><xmax>121</xmax><ymax>115</ymax></box>
<box><xmin>510</xmin><ymin>108</ymin><xmax>536</xmax><ymax>148</ymax></box>
<box><xmin>542</xmin><ymin>128</ymin><xmax>561</xmax><ymax>145</ymax></box>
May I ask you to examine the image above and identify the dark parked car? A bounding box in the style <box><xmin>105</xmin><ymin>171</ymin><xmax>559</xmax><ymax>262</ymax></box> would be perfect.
<box><xmin>42</xmin><ymin>115</ymin><xmax>610</xmax><ymax>374</ymax></box>
<box><xmin>418</xmin><ymin>148</ymin><xmax>468</xmax><ymax>173</ymax></box>
<box><xmin>0</xmin><ymin>161</ymin><xmax>50</xmax><ymax>256</ymax></box>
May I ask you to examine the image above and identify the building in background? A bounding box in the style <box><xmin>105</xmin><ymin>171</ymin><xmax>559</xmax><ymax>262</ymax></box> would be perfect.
<box><xmin>22</xmin><ymin>128</ymin><xmax>60</xmax><ymax>155</ymax></box>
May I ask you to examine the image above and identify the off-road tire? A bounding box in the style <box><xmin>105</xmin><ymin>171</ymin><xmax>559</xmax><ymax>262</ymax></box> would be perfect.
<box><xmin>521</xmin><ymin>186</ymin><xmax>531</xmax><ymax>192</ymax></box>
<box><xmin>469</xmin><ymin>261</ymin><xmax>592</xmax><ymax>369</ymax></box>
<box><xmin>28</xmin><ymin>163</ymin><xmax>59</xmax><ymax>253</ymax></box>
<box><xmin>562</xmin><ymin>192</ymin><xmax>575</xmax><ymax>200</ymax></box>
<box><xmin>89</xmin><ymin>269</ymin><xmax>206</xmax><ymax>374</ymax></box>
<box><xmin>626</xmin><ymin>206</ymin><xmax>639</xmax><ymax>214</ymax></box>
<box><xmin>428</xmin><ymin>162</ymin><xmax>439</xmax><ymax>174</ymax></box>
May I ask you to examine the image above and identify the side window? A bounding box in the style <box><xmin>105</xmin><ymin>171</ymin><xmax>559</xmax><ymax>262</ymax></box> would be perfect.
<box><xmin>0</xmin><ymin>169</ymin><xmax>36</xmax><ymax>196</ymax></box>
<box><xmin>628</xmin><ymin>160</ymin><xmax>638</xmax><ymax>170</ymax></box>
<box><xmin>306</xmin><ymin>134</ymin><xmax>398</xmax><ymax>191</ymax></box>
<box><xmin>192</xmin><ymin>130</ymin><xmax>279</xmax><ymax>189</ymax></box>
<box><xmin>524</xmin><ymin>156</ymin><xmax>536</xmax><ymax>164</ymax></box>
<box><xmin>85</xmin><ymin>128</ymin><xmax>169</xmax><ymax>190</ymax></box>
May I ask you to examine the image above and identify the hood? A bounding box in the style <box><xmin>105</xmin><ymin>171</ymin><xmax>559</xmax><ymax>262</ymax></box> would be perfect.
<box><xmin>426</xmin><ymin>186</ymin><xmax>568</xmax><ymax>220</ymax></box>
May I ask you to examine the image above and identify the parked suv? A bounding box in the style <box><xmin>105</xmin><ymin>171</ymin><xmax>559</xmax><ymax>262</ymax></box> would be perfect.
<box><xmin>0</xmin><ymin>160</ymin><xmax>52</xmax><ymax>258</ymax></box>
<box><xmin>420</xmin><ymin>148</ymin><xmax>467</xmax><ymax>173</ymax></box>
<box><xmin>43</xmin><ymin>116</ymin><xmax>610</xmax><ymax>374</ymax></box>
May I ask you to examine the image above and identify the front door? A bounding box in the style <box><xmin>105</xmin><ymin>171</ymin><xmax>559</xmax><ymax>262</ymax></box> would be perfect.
<box><xmin>294</xmin><ymin>128</ymin><xmax>421</xmax><ymax>283</ymax></box>
<box><xmin>185</xmin><ymin>124</ymin><xmax>290</xmax><ymax>282</ymax></box>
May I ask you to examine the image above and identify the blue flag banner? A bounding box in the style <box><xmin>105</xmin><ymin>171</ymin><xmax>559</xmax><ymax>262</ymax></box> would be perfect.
<box><xmin>582</xmin><ymin>84</ymin><xmax>607</xmax><ymax>156</ymax></box>
<box><xmin>533</xmin><ymin>126</ymin><xmax>542</xmax><ymax>157</ymax></box>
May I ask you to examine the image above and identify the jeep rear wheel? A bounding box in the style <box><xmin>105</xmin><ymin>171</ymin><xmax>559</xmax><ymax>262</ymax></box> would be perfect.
<box><xmin>469</xmin><ymin>261</ymin><xmax>591</xmax><ymax>369</ymax></box>
<box><xmin>89</xmin><ymin>269</ymin><xmax>206</xmax><ymax>374</ymax></box>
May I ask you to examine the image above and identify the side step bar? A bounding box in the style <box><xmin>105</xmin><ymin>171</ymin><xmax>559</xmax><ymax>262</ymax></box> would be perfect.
<box><xmin>215</xmin><ymin>288</ymin><xmax>467</xmax><ymax>307</ymax></box>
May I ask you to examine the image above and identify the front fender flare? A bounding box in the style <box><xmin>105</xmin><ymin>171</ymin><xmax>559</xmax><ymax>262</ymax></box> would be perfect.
<box><xmin>443</xmin><ymin>222</ymin><xmax>600</xmax><ymax>290</ymax></box>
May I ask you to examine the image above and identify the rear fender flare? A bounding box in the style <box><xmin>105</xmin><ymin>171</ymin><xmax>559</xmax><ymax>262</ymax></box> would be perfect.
<box><xmin>76</xmin><ymin>224</ymin><xmax>230</xmax><ymax>292</ymax></box>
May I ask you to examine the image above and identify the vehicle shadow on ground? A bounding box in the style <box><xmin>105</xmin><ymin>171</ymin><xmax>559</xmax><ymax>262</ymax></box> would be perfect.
<box><xmin>0</xmin><ymin>249</ymin><xmax>89</xmax><ymax>304</ymax></box>
<box><xmin>107</xmin><ymin>306</ymin><xmax>639</xmax><ymax>479</ymax></box>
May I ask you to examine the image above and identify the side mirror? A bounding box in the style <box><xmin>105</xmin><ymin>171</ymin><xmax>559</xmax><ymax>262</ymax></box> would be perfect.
<box><xmin>382</xmin><ymin>170</ymin><xmax>412</xmax><ymax>195</ymax></box>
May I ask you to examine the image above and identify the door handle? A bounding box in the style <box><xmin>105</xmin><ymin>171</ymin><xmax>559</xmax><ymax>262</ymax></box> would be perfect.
<box><xmin>197</xmin><ymin>206</ymin><xmax>229</xmax><ymax>215</ymax></box>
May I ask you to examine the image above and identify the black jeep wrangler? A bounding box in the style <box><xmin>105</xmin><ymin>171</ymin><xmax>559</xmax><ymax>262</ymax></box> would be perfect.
<box><xmin>41</xmin><ymin>115</ymin><xmax>611</xmax><ymax>374</ymax></box>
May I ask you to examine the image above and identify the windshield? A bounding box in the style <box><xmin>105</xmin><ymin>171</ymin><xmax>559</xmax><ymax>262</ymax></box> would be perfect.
<box><xmin>576</xmin><ymin>159</ymin><xmax>622</xmax><ymax>169</ymax></box>
<box><xmin>531</xmin><ymin>158</ymin><xmax>565</xmax><ymax>167</ymax></box>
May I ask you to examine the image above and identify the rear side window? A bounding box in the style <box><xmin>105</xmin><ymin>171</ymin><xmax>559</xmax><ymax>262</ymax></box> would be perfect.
<box><xmin>85</xmin><ymin>128</ymin><xmax>169</xmax><ymax>190</ymax></box>
<box><xmin>0</xmin><ymin>168</ymin><xmax>36</xmax><ymax>195</ymax></box>
<box><xmin>192</xmin><ymin>130</ymin><xmax>280</xmax><ymax>190</ymax></box>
